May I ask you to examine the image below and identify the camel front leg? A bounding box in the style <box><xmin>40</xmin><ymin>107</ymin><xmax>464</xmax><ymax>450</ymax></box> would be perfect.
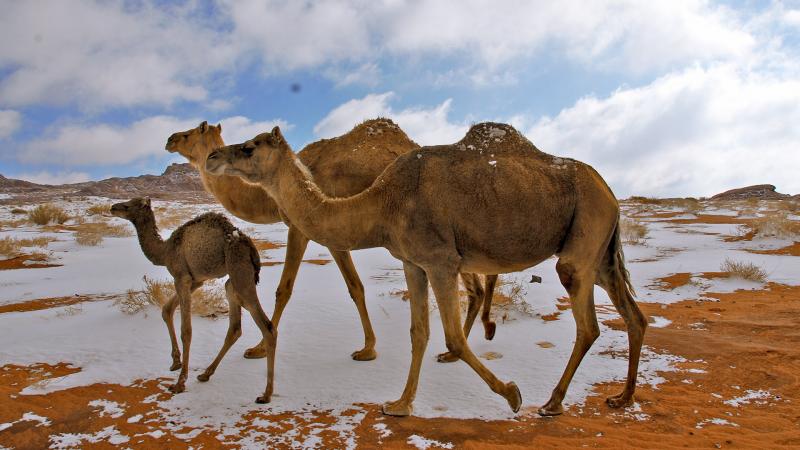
<box><xmin>243</xmin><ymin>225</ymin><xmax>308</xmax><ymax>359</ymax></box>
<box><xmin>438</xmin><ymin>272</ymin><xmax>483</xmax><ymax>363</ymax></box>
<box><xmin>382</xmin><ymin>261</ymin><xmax>429</xmax><ymax>416</ymax></box>
<box><xmin>169</xmin><ymin>277</ymin><xmax>194</xmax><ymax>394</ymax></box>
<box><xmin>428</xmin><ymin>268</ymin><xmax>521</xmax><ymax>414</ymax></box>
<box><xmin>161</xmin><ymin>294</ymin><xmax>181</xmax><ymax>371</ymax></box>
<box><xmin>330</xmin><ymin>249</ymin><xmax>376</xmax><ymax>361</ymax></box>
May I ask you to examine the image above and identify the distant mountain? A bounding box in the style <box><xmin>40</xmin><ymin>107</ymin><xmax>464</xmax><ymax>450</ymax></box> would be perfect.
<box><xmin>0</xmin><ymin>164</ymin><xmax>213</xmax><ymax>202</ymax></box>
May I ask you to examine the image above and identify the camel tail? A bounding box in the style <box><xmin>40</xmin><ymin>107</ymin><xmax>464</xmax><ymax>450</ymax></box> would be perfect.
<box><xmin>609</xmin><ymin>219</ymin><xmax>636</xmax><ymax>299</ymax></box>
<box><xmin>248</xmin><ymin>239</ymin><xmax>261</xmax><ymax>285</ymax></box>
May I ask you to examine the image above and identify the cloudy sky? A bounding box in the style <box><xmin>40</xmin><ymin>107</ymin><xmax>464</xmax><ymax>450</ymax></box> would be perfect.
<box><xmin>0</xmin><ymin>0</ymin><xmax>798</xmax><ymax>197</ymax></box>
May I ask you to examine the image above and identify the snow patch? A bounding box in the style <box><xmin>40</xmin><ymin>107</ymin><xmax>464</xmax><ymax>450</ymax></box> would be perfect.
<box><xmin>408</xmin><ymin>434</ymin><xmax>454</xmax><ymax>449</ymax></box>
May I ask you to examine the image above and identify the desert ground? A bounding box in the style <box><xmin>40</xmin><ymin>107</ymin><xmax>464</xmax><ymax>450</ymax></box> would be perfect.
<box><xmin>1</xmin><ymin>194</ymin><xmax>799</xmax><ymax>448</ymax></box>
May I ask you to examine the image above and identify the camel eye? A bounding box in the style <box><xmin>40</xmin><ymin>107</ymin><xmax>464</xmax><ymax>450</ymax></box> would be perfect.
<box><xmin>242</xmin><ymin>146</ymin><xmax>254</xmax><ymax>157</ymax></box>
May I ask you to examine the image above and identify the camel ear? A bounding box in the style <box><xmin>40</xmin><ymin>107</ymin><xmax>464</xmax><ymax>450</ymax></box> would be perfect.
<box><xmin>271</xmin><ymin>126</ymin><xmax>284</xmax><ymax>143</ymax></box>
<box><xmin>216</xmin><ymin>123</ymin><xmax>222</xmax><ymax>132</ymax></box>
<box><xmin>143</xmin><ymin>197</ymin><xmax>151</xmax><ymax>207</ymax></box>
<box><xmin>200</xmin><ymin>121</ymin><xmax>209</xmax><ymax>133</ymax></box>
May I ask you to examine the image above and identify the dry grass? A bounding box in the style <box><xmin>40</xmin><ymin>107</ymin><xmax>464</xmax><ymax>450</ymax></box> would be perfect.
<box><xmin>493</xmin><ymin>277</ymin><xmax>534</xmax><ymax>319</ymax></box>
<box><xmin>10</xmin><ymin>208</ymin><xmax>27</xmax><ymax>215</ymax></box>
<box><xmin>28</xmin><ymin>204</ymin><xmax>70</xmax><ymax>225</ymax></box>
<box><xmin>116</xmin><ymin>276</ymin><xmax>229</xmax><ymax>317</ymax></box>
<box><xmin>0</xmin><ymin>236</ymin><xmax>55</xmax><ymax>257</ymax></box>
<box><xmin>154</xmin><ymin>206</ymin><xmax>195</xmax><ymax>230</ymax></box>
<box><xmin>73</xmin><ymin>221</ymin><xmax>133</xmax><ymax>246</ymax></box>
<box><xmin>620</xmin><ymin>217</ymin><xmax>649</xmax><ymax>244</ymax></box>
<box><xmin>738</xmin><ymin>213</ymin><xmax>800</xmax><ymax>239</ymax></box>
<box><xmin>86</xmin><ymin>204</ymin><xmax>111</xmax><ymax>216</ymax></box>
<box><xmin>719</xmin><ymin>258</ymin><xmax>767</xmax><ymax>282</ymax></box>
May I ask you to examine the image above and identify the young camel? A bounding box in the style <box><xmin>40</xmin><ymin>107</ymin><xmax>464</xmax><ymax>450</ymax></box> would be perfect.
<box><xmin>205</xmin><ymin>123</ymin><xmax>648</xmax><ymax>416</ymax></box>
<box><xmin>166</xmin><ymin>119</ymin><xmax>499</xmax><ymax>362</ymax></box>
<box><xmin>110</xmin><ymin>198</ymin><xmax>276</xmax><ymax>402</ymax></box>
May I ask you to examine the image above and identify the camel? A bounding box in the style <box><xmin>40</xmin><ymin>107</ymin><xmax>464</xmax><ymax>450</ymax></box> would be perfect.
<box><xmin>205</xmin><ymin>123</ymin><xmax>648</xmax><ymax>416</ymax></box>
<box><xmin>166</xmin><ymin>119</ymin><xmax>499</xmax><ymax>363</ymax></box>
<box><xmin>110</xmin><ymin>198</ymin><xmax>276</xmax><ymax>402</ymax></box>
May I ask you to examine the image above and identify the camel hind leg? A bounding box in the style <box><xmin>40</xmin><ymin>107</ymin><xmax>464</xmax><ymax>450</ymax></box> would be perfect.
<box><xmin>438</xmin><ymin>272</ymin><xmax>484</xmax><ymax>363</ymax></box>
<box><xmin>596</xmin><ymin>224</ymin><xmax>648</xmax><ymax>408</ymax></box>
<box><xmin>481</xmin><ymin>275</ymin><xmax>499</xmax><ymax>340</ymax></box>
<box><xmin>198</xmin><ymin>279</ymin><xmax>243</xmax><ymax>382</ymax></box>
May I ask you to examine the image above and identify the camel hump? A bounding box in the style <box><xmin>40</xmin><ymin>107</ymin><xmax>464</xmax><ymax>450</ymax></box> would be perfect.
<box><xmin>456</xmin><ymin>122</ymin><xmax>538</xmax><ymax>153</ymax></box>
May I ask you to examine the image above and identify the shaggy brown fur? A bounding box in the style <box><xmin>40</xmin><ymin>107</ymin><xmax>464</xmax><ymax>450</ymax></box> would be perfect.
<box><xmin>206</xmin><ymin>123</ymin><xmax>648</xmax><ymax>417</ymax></box>
<box><xmin>167</xmin><ymin>119</ymin><xmax>498</xmax><ymax>362</ymax></box>
<box><xmin>110</xmin><ymin>198</ymin><xmax>276</xmax><ymax>403</ymax></box>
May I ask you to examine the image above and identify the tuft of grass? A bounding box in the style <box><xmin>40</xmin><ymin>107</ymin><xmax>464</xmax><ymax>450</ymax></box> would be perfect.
<box><xmin>720</xmin><ymin>258</ymin><xmax>767</xmax><ymax>282</ymax></box>
<box><xmin>28</xmin><ymin>204</ymin><xmax>70</xmax><ymax>225</ymax></box>
<box><xmin>86</xmin><ymin>204</ymin><xmax>111</xmax><ymax>216</ymax></box>
<box><xmin>73</xmin><ymin>221</ymin><xmax>133</xmax><ymax>246</ymax></box>
<box><xmin>0</xmin><ymin>236</ymin><xmax>55</xmax><ymax>257</ymax></box>
<box><xmin>154</xmin><ymin>206</ymin><xmax>195</xmax><ymax>230</ymax></box>
<box><xmin>740</xmin><ymin>213</ymin><xmax>800</xmax><ymax>239</ymax></box>
<box><xmin>620</xmin><ymin>218</ymin><xmax>649</xmax><ymax>244</ymax></box>
<box><xmin>116</xmin><ymin>276</ymin><xmax>228</xmax><ymax>317</ymax></box>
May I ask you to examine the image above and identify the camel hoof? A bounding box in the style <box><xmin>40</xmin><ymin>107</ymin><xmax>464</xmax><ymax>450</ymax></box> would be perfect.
<box><xmin>168</xmin><ymin>383</ymin><xmax>185</xmax><ymax>394</ymax></box>
<box><xmin>197</xmin><ymin>372</ymin><xmax>211</xmax><ymax>382</ymax></box>
<box><xmin>382</xmin><ymin>400</ymin><xmax>412</xmax><ymax>417</ymax></box>
<box><xmin>606</xmin><ymin>393</ymin><xmax>632</xmax><ymax>409</ymax></box>
<box><xmin>436</xmin><ymin>351</ymin><xmax>459</xmax><ymax>363</ymax></box>
<box><xmin>255</xmin><ymin>394</ymin><xmax>271</xmax><ymax>404</ymax></box>
<box><xmin>537</xmin><ymin>401</ymin><xmax>563</xmax><ymax>417</ymax></box>
<box><xmin>351</xmin><ymin>348</ymin><xmax>377</xmax><ymax>361</ymax></box>
<box><xmin>243</xmin><ymin>346</ymin><xmax>267</xmax><ymax>359</ymax></box>
<box><xmin>484</xmin><ymin>322</ymin><xmax>497</xmax><ymax>340</ymax></box>
<box><xmin>169</xmin><ymin>362</ymin><xmax>182</xmax><ymax>371</ymax></box>
<box><xmin>504</xmin><ymin>382</ymin><xmax>522</xmax><ymax>413</ymax></box>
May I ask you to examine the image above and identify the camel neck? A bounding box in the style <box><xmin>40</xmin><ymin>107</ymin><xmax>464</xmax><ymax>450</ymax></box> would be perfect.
<box><xmin>268</xmin><ymin>149</ymin><xmax>385</xmax><ymax>251</ymax></box>
<box><xmin>131</xmin><ymin>209</ymin><xmax>167</xmax><ymax>266</ymax></box>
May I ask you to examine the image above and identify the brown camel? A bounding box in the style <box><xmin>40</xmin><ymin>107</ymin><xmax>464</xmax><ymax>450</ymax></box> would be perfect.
<box><xmin>205</xmin><ymin>123</ymin><xmax>648</xmax><ymax>416</ymax></box>
<box><xmin>110</xmin><ymin>198</ymin><xmax>276</xmax><ymax>402</ymax></box>
<box><xmin>166</xmin><ymin>119</ymin><xmax>498</xmax><ymax>362</ymax></box>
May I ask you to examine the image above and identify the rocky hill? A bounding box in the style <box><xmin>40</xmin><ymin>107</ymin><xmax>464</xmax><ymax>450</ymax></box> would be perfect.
<box><xmin>0</xmin><ymin>164</ymin><xmax>212</xmax><ymax>202</ymax></box>
<box><xmin>710</xmin><ymin>184</ymin><xmax>791</xmax><ymax>201</ymax></box>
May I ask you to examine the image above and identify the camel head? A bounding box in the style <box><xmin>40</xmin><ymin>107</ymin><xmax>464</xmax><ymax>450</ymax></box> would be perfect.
<box><xmin>110</xmin><ymin>197</ymin><xmax>152</xmax><ymax>222</ymax></box>
<box><xmin>165</xmin><ymin>121</ymin><xmax>223</xmax><ymax>165</ymax></box>
<box><xmin>205</xmin><ymin>126</ymin><xmax>291</xmax><ymax>186</ymax></box>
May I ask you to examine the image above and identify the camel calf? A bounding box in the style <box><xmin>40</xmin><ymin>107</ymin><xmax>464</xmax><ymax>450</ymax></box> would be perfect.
<box><xmin>111</xmin><ymin>198</ymin><xmax>276</xmax><ymax>403</ymax></box>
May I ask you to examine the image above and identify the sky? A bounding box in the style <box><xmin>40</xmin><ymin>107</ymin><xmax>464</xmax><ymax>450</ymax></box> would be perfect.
<box><xmin>0</xmin><ymin>0</ymin><xmax>799</xmax><ymax>198</ymax></box>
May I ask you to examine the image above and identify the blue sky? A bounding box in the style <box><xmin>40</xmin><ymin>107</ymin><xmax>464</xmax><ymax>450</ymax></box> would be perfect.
<box><xmin>1</xmin><ymin>0</ymin><xmax>799</xmax><ymax>197</ymax></box>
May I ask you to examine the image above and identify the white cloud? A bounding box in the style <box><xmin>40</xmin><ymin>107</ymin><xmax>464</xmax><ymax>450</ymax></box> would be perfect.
<box><xmin>326</xmin><ymin>62</ymin><xmax>381</xmax><ymax>87</ymax></box>
<box><xmin>22</xmin><ymin>116</ymin><xmax>199</xmax><ymax>166</ymax></box>
<box><xmin>219</xmin><ymin>116</ymin><xmax>293</xmax><ymax>144</ymax></box>
<box><xmin>313</xmin><ymin>92</ymin><xmax>467</xmax><ymax>145</ymax></box>
<box><xmin>20</xmin><ymin>115</ymin><xmax>290</xmax><ymax>167</ymax></box>
<box><xmin>526</xmin><ymin>64</ymin><xmax>800</xmax><ymax>197</ymax></box>
<box><xmin>0</xmin><ymin>1</ymin><xmax>236</xmax><ymax>109</ymax></box>
<box><xmin>14</xmin><ymin>171</ymin><xmax>90</xmax><ymax>185</ymax></box>
<box><xmin>223</xmin><ymin>0</ymin><xmax>754</xmax><ymax>76</ymax></box>
<box><xmin>0</xmin><ymin>110</ymin><xmax>21</xmax><ymax>138</ymax></box>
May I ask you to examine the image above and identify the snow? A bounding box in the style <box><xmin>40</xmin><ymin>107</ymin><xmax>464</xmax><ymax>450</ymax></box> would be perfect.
<box><xmin>408</xmin><ymin>434</ymin><xmax>454</xmax><ymax>449</ymax></box>
<box><xmin>723</xmin><ymin>389</ymin><xmax>778</xmax><ymax>407</ymax></box>
<box><xmin>1</xmin><ymin>198</ymin><xmax>799</xmax><ymax>444</ymax></box>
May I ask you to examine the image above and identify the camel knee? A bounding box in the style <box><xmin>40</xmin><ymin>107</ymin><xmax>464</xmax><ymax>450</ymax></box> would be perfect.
<box><xmin>556</xmin><ymin>260</ymin><xmax>578</xmax><ymax>291</ymax></box>
<box><xmin>347</xmin><ymin>279</ymin><xmax>365</xmax><ymax>302</ymax></box>
<box><xmin>444</xmin><ymin>335</ymin><xmax>467</xmax><ymax>357</ymax></box>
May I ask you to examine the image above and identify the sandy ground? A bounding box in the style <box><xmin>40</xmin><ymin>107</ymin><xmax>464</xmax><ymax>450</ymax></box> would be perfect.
<box><xmin>1</xmin><ymin>198</ymin><xmax>799</xmax><ymax>448</ymax></box>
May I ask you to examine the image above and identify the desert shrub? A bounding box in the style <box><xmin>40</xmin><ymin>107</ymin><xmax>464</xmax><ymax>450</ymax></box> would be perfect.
<box><xmin>620</xmin><ymin>218</ymin><xmax>649</xmax><ymax>244</ymax></box>
<box><xmin>0</xmin><ymin>236</ymin><xmax>55</xmax><ymax>257</ymax></box>
<box><xmin>674</xmin><ymin>197</ymin><xmax>702</xmax><ymax>214</ymax></box>
<box><xmin>86</xmin><ymin>204</ymin><xmax>111</xmax><ymax>216</ymax></box>
<box><xmin>10</xmin><ymin>208</ymin><xmax>27</xmax><ymax>215</ymax></box>
<box><xmin>740</xmin><ymin>213</ymin><xmax>800</xmax><ymax>239</ymax></box>
<box><xmin>627</xmin><ymin>196</ymin><xmax>664</xmax><ymax>205</ymax></box>
<box><xmin>720</xmin><ymin>258</ymin><xmax>767</xmax><ymax>282</ymax></box>
<box><xmin>491</xmin><ymin>277</ymin><xmax>533</xmax><ymax>318</ymax></box>
<box><xmin>28</xmin><ymin>204</ymin><xmax>70</xmax><ymax>225</ymax></box>
<box><xmin>745</xmin><ymin>197</ymin><xmax>760</xmax><ymax>208</ymax></box>
<box><xmin>116</xmin><ymin>276</ymin><xmax>228</xmax><ymax>317</ymax></box>
<box><xmin>73</xmin><ymin>221</ymin><xmax>132</xmax><ymax>246</ymax></box>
